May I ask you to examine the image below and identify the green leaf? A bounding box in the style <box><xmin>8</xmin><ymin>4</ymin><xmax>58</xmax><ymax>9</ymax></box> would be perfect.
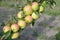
<box><xmin>28</xmin><ymin>0</ymin><xmax>33</xmax><ymax>3</ymax></box>
<box><xmin>56</xmin><ymin>32</ymin><xmax>60</xmax><ymax>40</ymax></box>
<box><xmin>41</xmin><ymin>1</ymin><xmax>48</xmax><ymax>8</ymax></box>
<box><xmin>6</xmin><ymin>36</ymin><xmax>13</xmax><ymax>40</ymax></box>
<box><xmin>46</xmin><ymin>0</ymin><xmax>56</xmax><ymax>8</ymax></box>
<box><xmin>35</xmin><ymin>12</ymin><xmax>40</xmax><ymax>16</ymax></box>
<box><xmin>4</xmin><ymin>31</ymin><xmax>11</xmax><ymax>39</ymax></box>
<box><xmin>36</xmin><ymin>0</ymin><xmax>41</xmax><ymax>2</ymax></box>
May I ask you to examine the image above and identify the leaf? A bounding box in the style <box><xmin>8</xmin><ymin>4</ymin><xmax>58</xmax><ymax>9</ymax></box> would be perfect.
<box><xmin>41</xmin><ymin>1</ymin><xmax>48</xmax><ymax>8</ymax></box>
<box><xmin>36</xmin><ymin>0</ymin><xmax>41</xmax><ymax>2</ymax></box>
<box><xmin>46</xmin><ymin>0</ymin><xmax>56</xmax><ymax>8</ymax></box>
<box><xmin>35</xmin><ymin>12</ymin><xmax>40</xmax><ymax>16</ymax></box>
<box><xmin>56</xmin><ymin>32</ymin><xmax>60</xmax><ymax>40</ymax></box>
<box><xmin>28</xmin><ymin>0</ymin><xmax>33</xmax><ymax>3</ymax></box>
<box><xmin>4</xmin><ymin>31</ymin><xmax>11</xmax><ymax>39</ymax></box>
<box><xmin>6</xmin><ymin>37</ymin><xmax>12</xmax><ymax>40</ymax></box>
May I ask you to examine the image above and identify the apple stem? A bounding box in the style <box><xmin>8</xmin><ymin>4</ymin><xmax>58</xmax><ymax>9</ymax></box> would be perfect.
<box><xmin>0</xmin><ymin>35</ymin><xmax>5</xmax><ymax>40</ymax></box>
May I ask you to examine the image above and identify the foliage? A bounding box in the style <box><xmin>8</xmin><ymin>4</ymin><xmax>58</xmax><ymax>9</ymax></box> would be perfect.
<box><xmin>56</xmin><ymin>32</ymin><xmax>60</xmax><ymax>40</ymax></box>
<box><xmin>0</xmin><ymin>0</ymin><xmax>56</xmax><ymax>8</ymax></box>
<box><xmin>17</xmin><ymin>0</ymin><xmax>56</xmax><ymax>8</ymax></box>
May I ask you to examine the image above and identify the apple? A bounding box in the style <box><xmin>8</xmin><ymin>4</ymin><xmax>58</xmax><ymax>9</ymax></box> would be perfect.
<box><xmin>17</xmin><ymin>11</ymin><xmax>23</xmax><ymax>18</ymax></box>
<box><xmin>23</xmin><ymin>5</ymin><xmax>32</xmax><ymax>15</ymax></box>
<box><xmin>18</xmin><ymin>20</ymin><xmax>26</xmax><ymax>29</ymax></box>
<box><xmin>32</xmin><ymin>2</ymin><xmax>39</xmax><ymax>11</ymax></box>
<box><xmin>11</xmin><ymin>32</ymin><xmax>19</xmax><ymax>39</ymax></box>
<box><xmin>3</xmin><ymin>26</ymin><xmax>11</xmax><ymax>33</ymax></box>
<box><xmin>39</xmin><ymin>6</ymin><xmax>44</xmax><ymax>12</ymax></box>
<box><xmin>25</xmin><ymin>15</ymin><xmax>33</xmax><ymax>23</ymax></box>
<box><xmin>32</xmin><ymin>12</ymin><xmax>39</xmax><ymax>19</ymax></box>
<box><xmin>11</xmin><ymin>23</ymin><xmax>19</xmax><ymax>32</ymax></box>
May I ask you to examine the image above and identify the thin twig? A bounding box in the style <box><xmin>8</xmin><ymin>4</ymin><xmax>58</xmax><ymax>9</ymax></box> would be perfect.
<box><xmin>1</xmin><ymin>35</ymin><xmax>5</xmax><ymax>40</ymax></box>
<box><xmin>30</xmin><ymin>23</ymin><xmax>33</xmax><ymax>28</ymax></box>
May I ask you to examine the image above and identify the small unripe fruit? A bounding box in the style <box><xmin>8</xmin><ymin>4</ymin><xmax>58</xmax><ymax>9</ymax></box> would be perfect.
<box><xmin>11</xmin><ymin>23</ymin><xmax>19</xmax><ymax>32</ymax></box>
<box><xmin>25</xmin><ymin>15</ymin><xmax>33</xmax><ymax>23</ymax></box>
<box><xmin>11</xmin><ymin>32</ymin><xmax>19</xmax><ymax>39</ymax></box>
<box><xmin>17</xmin><ymin>11</ymin><xmax>23</xmax><ymax>18</ymax></box>
<box><xmin>24</xmin><ymin>5</ymin><xmax>32</xmax><ymax>15</ymax></box>
<box><xmin>32</xmin><ymin>12</ymin><xmax>39</xmax><ymax>19</ymax></box>
<box><xmin>18</xmin><ymin>20</ymin><xmax>26</xmax><ymax>29</ymax></box>
<box><xmin>39</xmin><ymin>6</ymin><xmax>44</xmax><ymax>12</ymax></box>
<box><xmin>3</xmin><ymin>26</ymin><xmax>11</xmax><ymax>33</ymax></box>
<box><xmin>32</xmin><ymin>2</ymin><xmax>39</xmax><ymax>11</ymax></box>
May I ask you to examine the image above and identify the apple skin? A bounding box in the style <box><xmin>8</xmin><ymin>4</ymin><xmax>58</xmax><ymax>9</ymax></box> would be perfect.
<box><xmin>32</xmin><ymin>2</ymin><xmax>39</xmax><ymax>11</ymax></box>
<box><xmin>11</xmin><ymin>23</ymin><xmax>19</xmax><ymax>32</ymax></box>
<box><xmin>39</xmin><ymin>6</ymin><xmax>44</xmax><ymax>12</ymax></box>
<box><xmin>11</xmin><ymin>32</ymin><xmax>19</xmax><ymax>39</ymax></box>
<box><xmin>3</xmin><ymin>26</ymin><xmax>11</xmax><ymax>33</ymax></box>
<box><xmin>23</xmin><ymin>5</ymin><xmax>32</xmax><ymax>15</ymax></box>
<box><xmin>18</xmin><ymin>20</ymin><xmax>26</xmax><ymax>29</ymax></box>
<box><xmin>17</xmin><ymin>11</ymin><xmax>23</xmax><ymax>18</ymax></box>
<box><xmin>25</xmin><ymin>15</ymin><xmax>33</xmax><ymax>23</ymax></box>
<box><xmin>32</xmin><ymin>12</ymin><xmax>39</xmax><ymax>19</ymax></box>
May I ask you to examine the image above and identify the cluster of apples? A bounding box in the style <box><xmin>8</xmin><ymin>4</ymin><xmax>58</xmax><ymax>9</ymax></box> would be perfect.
<box><xmin>3</xmin><ymin>1</ymin><xmax>45</xmax><ymax>40</ymax></box>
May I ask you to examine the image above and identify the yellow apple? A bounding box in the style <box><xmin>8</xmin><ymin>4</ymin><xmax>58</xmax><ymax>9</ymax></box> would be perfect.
<box><xmin>17</xmin><ymin>11</ymin><xmax>23</xmax><ymax>18</ymax></box>
<box><xmin>11</xmin><ymin>23</ymin><xmax>19</xmax><ymax>32</ymax></box>
<box><xmin>18</xmin><ymin>20</ymin><xmax>26</xmax><ymax>29</ymax></box>
<box><xmin>23</xmin><ymin>5</ymin><xmax>32</xmax><ymax>15</ymax></box>
<box><xmin>3</xmin><ymin>26</ymin><xmax>11</xmax><ymax>33</ymax></box>
<box><xmin>25</xmin><ymin>15</ymin><xmax>33</xmax><ymax>23</ymax></box>
<box><xmin>39</xmin><ymin>6</ymin><xmax>44</xmax><ymax>12</ymax></box>
<box><xmin>32</xmin><ymin>12</ymin><xmax>39</xmax><ymax>19</ymax></box>
<box><xmin>32</xmin><ymin>2</ymin><xmax>39</xmax><ymax>11</ymax></box>
<box><xmin>11</xmin><ymin>32</ymin><xmax>19</xmax><ymax>39</ymax></box>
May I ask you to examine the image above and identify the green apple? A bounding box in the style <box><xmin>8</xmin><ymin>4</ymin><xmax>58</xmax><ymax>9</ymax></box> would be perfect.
<box><xmin>24</xmin><ymin>5</ymin><xmax>32</xmax><ymax>15</ymax></box>
<box><xmin>17</xmin><ymin>11</ymin><xmax>23</xmax><ymax>18</ymax></box>
<box><xmin>32</xmin><ymin>2</ymin><xmax>39</xmax><ymax>11</ymax></box>
<box><xmin>11</xmin><ymin>23</ymin><xmax>19</xmax><ymax>32</ymax></box>
<box><xmin>25</xmin><ymin>15</ymin><xmax>33</xmax><ymax>23</ymax></box>
<box><xmin>18</xmin><ymin>20</ymin><xmax>26</xmax><ymax>29</ymax></box>
<box><xmin>39</xmin><ymin>6</ymin><xmax>44</xmax><ymax>12</ymax></box>
<box><xmin>32</xmin><ymin>12</ymin><xmax>39</xmax><ymax>19</ymax></box>
<box><xmin>11</xmin><ymin>32</ymin><xmax>19</xmax><ymax>39</ymax></box>
<box><xmin>3</xmin><ymin>26</ymin><xmax>11</xmax><ymax>33</ymax></box>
